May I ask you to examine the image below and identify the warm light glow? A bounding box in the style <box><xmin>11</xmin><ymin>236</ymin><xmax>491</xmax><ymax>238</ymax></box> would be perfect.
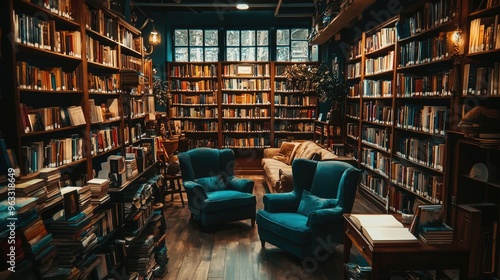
<box><xmin>453</xmin><ymin>29</ymin><xmax>462</xmax><ymax>43</ymax></box>
<box><xmin>236</xmin><ymin>3</ymin><xmax>249</xmax><ymax>10</ymax></box>
<box><xmin>149</xmin><ymin>25</ymin><xmax>161</xmax><ymax>46</ymax></box>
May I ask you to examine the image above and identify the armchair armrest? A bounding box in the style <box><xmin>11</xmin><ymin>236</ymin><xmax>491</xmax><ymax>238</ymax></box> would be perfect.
<box><xmin>263</xmin><ymin>192</ymin><xmax>300</xmax><ymax>213</ymax></box>
<box><xmin>226</xmin><ymin>176</ymin><xmax>254</xmax><ymax>193</ymax></box>
<box><xmin>263</xmin><ymin>148</ymin><xmax>280</xmax><ymax>159</ymax></box>
<box><xmin>183</xmin><ymin>180</ymin><xmax>208</xmax><ymax>207</ymax></box>
<box><xmin>306</xmin><ymin>207</ymin><xmax>344</xmax><ymax>228</ymax></box>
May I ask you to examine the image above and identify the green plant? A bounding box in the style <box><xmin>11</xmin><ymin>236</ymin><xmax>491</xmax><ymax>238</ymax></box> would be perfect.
<box><xmin>152</xmin><ymin>76</ymin><xmax>170</xmax><ymax>107</ymax></box>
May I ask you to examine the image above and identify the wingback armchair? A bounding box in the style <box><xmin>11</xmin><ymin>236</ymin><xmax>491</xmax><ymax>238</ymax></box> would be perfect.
<box><xmin>178</xmin><ymin>148</ymin><xmax>256</xmax><ymax>228</ymax></box>
<box><xmin>256</xmin><ymin>158</ymin><xmax>361</xmax><ymax>260</ymax></box>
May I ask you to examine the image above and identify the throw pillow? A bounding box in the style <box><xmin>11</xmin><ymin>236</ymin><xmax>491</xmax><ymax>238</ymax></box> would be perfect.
<box><xmin>273</xmin><ymin>142</ymin><xmax>301</xmax><ymax>165</ymax></box>
<box><xmin>297</xmin><ymin>190</ymin><xmax>337</xmax><ymax>216</ymax></box>
<box><xmin>278</xmin><ymin>169</ymin><xmax>294</xmax><ymax>193</ymax></box>
<box><xmin>195</xmin><ymin>175</ymin><xmax>225</xmax><ymax>192</ymax></box>
<box><xmin>308</xmin><ymin>152</ymin><xmax>321</xmax><ymax>161</ymax></box>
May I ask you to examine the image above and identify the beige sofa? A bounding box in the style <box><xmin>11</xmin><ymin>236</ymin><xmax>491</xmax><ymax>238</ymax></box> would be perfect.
<box><xmin>262</xmin><ymin>140</ymin><xmax>348</xmax><ymax>193</ymax></box>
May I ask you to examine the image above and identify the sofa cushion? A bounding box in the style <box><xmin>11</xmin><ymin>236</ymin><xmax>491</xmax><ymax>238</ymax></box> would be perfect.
<box><xmin>195</xmin><ymin>175</ymin><xmax>225</xmax><ymax>192</ymax></box>
<box><xmin>297</xmin><ymin>190</ymin><xmax>338</xmax><ymax>216</ymax></box>
<box><xmin>202</xmin><ymin>190</ymin><xmax>256</xmax><ymax>212</ymax></box>
<box><xmin>273</xmin><ymin>142</ymin><xmax>301</xmax><ymax>165</ymax></box>
<box><xmin>256</xmin><ymin>211</ymin><xmax>312</xmax><ymax>244</ymax></box>
<box><xmin>279</xmin><ymin>169</ymin><xmax>294</xmax><ymax>193</ymax></box>
<box><xmin>295</xmin><ymin>141</ymin><xmax>338</xmax><ymax>160</ymax></box>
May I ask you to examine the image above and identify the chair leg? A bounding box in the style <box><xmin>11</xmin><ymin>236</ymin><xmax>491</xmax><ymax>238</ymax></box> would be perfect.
<box><xmin>261</xmin><ymin>240</ymin><xmax>265</xmax><ymax>248</ymax></box>
<box><xmin>177</xmin><ymin>178</ymin><xmax>185</xmax><ymax>207</ymax></box>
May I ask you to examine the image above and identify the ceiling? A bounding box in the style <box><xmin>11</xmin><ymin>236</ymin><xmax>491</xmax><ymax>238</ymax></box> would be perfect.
<box><xmin>131</xmin><ymin>0</ymin><xmax>315</xmax><ymax>18</ymax></box>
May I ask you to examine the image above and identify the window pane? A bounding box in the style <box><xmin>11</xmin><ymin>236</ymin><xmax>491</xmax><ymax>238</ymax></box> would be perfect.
<box><xmin>257</xmin><ymin>30</ymin><xmax>268</xmax><ymax>46</ymax></box>
<box><xmin>291</xmin><ymin>41</ymin><xmax>309</xmax><ymax>59</ymax></box>
<box><xmin>227</xmin><ymin>47</ymin><xmax>239</xmax><ymax>61</ymax></box>
<box><xmin>276</xmin><ymin>29</ymin><xmax>290</xmax><ymax>45</ymax></box>
<box><xmin>241</xmin><ymin>30</ymin><xmax>255</xmax><ymax>46</ymax></box>
<box><xmin>276</xmin><ymin>47</ymin><xmax>289</xmax><ymax>61</ymax></box>
<box><xmin>175</xmin><ymin>29</ymin><xmax>188</xmax><ymax>46</ymax></box>
<box><xmin>227</xmin><ymin>31</ymin><xmax>240</xmax><ymax>46</ymax></box>
<box><xmin>241</xmin><ymin>47</ymin><xmax>255</xmax><ymax>61</ymax></box>
<box><xmin>175</xmin><ymin>47</ymin><xmax>188</xmax><ymax>62</ymax></box>
<box><xmin>189</xmin><ymin>30</ymin><xmax>203</xmax><ymax>46</ymax></box>
<box><xmin>205</xmin><ymin>30</ymin><xmax>218</xmax><ymax>46</ymax></box>
<box><xmin>190</xmin><ymin>48</ymin><xmax>203</xmax><ymax>62</ymax></box>
<box><xmin>205</xmin><ymin>48</ymin><xmax>219</xmax><ymax>62</ymax></box>
<box><xmin>257</xmin><ymin>47</ymin><xmax>269</xmax><ymax>61</ymax></box>
<box><xmin>291</xmin><ymin>28</ymin><xmax>308</xmax><ymax>40</ymax></box>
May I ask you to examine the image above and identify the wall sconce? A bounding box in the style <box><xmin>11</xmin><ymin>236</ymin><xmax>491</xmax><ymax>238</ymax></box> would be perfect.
<box><xmin>144</xmin><ymin>24</ymin><xmax>161</xmax><ymax>56</ymax></box>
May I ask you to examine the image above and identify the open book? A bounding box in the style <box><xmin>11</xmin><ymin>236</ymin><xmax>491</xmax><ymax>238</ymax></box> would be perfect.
<box><xmin>350</xmin><ymin>214</ymin><xmax>419</xmax><ymax>246</ymax></box>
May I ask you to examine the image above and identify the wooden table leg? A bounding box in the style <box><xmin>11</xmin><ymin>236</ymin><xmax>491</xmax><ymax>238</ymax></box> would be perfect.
<box><xmin>344</xmin><ymin>228</ymin><xmax>352</xmax><ymax>280</ymax></box>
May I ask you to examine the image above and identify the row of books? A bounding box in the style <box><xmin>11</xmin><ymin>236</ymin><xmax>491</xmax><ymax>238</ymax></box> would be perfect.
<box><xmin>346</xmin><ymin>103</ymin><xmax>360</xmax><ymax>118</ymax></box>
<box><xmin>361</xmin><ymin>148</ymin><xmax>391</xmax><ymax>178</ymax></box>
<box><xmin>19</xmin><ymin>104</ymin><xmax>85</xmax><ymax>133</ymax></box>
<box><xmin>395</xmin><ymin>0</ymin><xmax>456</xmax><ymax>39</ymax></box>
<box><xmin>90</xmin><ymin>127</ymin><xmax>120</xmax><ymax>156</ymax></box>
<box><xmin>362</xmin><ymin>79</ymin><xmax>392</xmax><ymax>98</ymax></box>
<box><xmin>86</xmin><ymin>35</ymin><xmax>118</xmax><ymax>67</ymax></box>
<box><xmin>127</xmin><ymin>123</ymin><xmax>145</xmax><ymax>144</ymax></box>
<box><xmin>396</xmin><ymin>71</ymin><xmax>454</xmax><ymax>97</ymax></box>
<box><xmin>274</xmin><ymin>108</ymin><xmax>315</xmax><ymax>119</ymax></box>
<box><xmin>390</xmin><ymin>162</ymin><xmax>444</xmax><ymax>203</ymax></box>
<box><xmin>365</xmin><ymin>27</ymin><xmax>396</xmax><ymax>53</ymax></box>
<box><xmin>347</xmin><ymin>123</ymin><xmax>360</xmax><ymax>139</ymax></box>
<box><xmin>274</xmin><ymin>80</ymin><xmax>313</xmax><ymax>92</ymax></box>
<box><xmin>470</xmin><ymin>0</ymin><xmax>500</xmax><ymax>12</ymax></box>
<box><xmin>360</xmin><ymin>172</ymin><xmax>388</xmax><ymax>202</ymax></box>
<box><xmin>365</xmin><ymin>51</ymin><xmax>394</xmax><ymax>75</ymax></box>
<box><xmin>348</xmin><ymin>40</ymin><xmax>363</xmax><ymax>60</ymax></box>
<box><xmin>275</xmin><ymin>122</ymin><xmax>313</xmax><ymax>132</ymax></box>
<box><xmin>468</xmin><ymin>15</ymin><xmax>500</xmax><ymax>54</ymax></box>
<box><xmin>172</xmin><ymin>93</ymin><xmax>217</xmax><ymax>105</ymax></box>
<box><xmin>362</xmin><ymin>100</ymin><xmax>393</xmax><ymax>125</ymax></box>
<box><xmin>396</xmin><ymin>137</ymin><xmax>445</xmax><ymax>171</ymax></box>
<box><xmin>274</xmin><ymin>94</ymin><xmax>316</xmax><ymax>106</ymax></box>
<box><xmin>222</xmin><ymin>64</ymin><xmax>270</xmax><ymax>77</ymax></box>
<box><xmin>14</xmin><ymin>12</ymin><xmax>82</xmax><ymax>57</ymax></box>
<box><xmin>84</xmin><ymin>7</ymin><xmax>118</xmax><ymax>40</ymax></box>
<box><xmin>88</xmin><ymin>73</ymin><xmax>121</xmax><ymax>93</ymax></box>
<box><xmin>31</xmin><ymin>0</ymin><xmax>77</xmax><ymax>22</ymax></box>
<box><xmin>361</xmin><ymin>126</ymin><xmax>391</xmax><ymax>152</ymax></box>
<box><xmin>222</xmin><ymin>78</ymin><xmax>271</xmax><ymax>90</ymax></box>
<box><xmin>16</xmin><ymin>61</ymin><xmax>78</xmax><ymax>91</ymax></box>
<box><xmin>89</xmin><ymin>98</ymin><xmax>120</xmax><ymax>124</ymax></box>
<box><xmin>170</xmin><ymin>107</ymin><xmax>218</xmax><ymax>118</ymax></box>
<box><xmin>120</xmin><ymin>54</ymin><xmax>142</xmax><ymax>72</ymax></box>
<box><xmin>170</xmin><ymin>64</ymin><xmax>218</xmax><ymax>77</ymax></box>
<box><xmin>120</xmin><ymin>28</ymin><xmax>141</xmax><ymax>52</ymax></box>
<box><xmin>396</xmin><ymin>105</ymin><xmax>447</xmax><ymax>135</ymax></box>
<box><xmin>398</xmin><ymin>33</ymin><xmax>453</xmax><ymax>67</ymax></box>
<box><xmin>223</xmin><ymin>136</ymin><xmax>270</xmax><ymax>148</ymax></box>
<box><xmin>21</xmin><ymin>135</ymin><xmax>84</xmax><ymax>174</ymax></box>
<box><xmin>223</xmin><ymin>92</ymin><xmax>270</xmax><ymax>104</ymax></box>
<box><xmin>347</xmin><ymin>61</ymin><xmax>362</xmax><ymax>79</ymax></box>
<box><xmin>129</xmin><ymin>98</ymin><xmax>146</xmax><ymax>118</ymax></box>
<box><xmin>462</xmin><ymin>63</ymin><xmax>500</xmax><ymax>96</ymax></box>
<box><xmin>170</xmin><ymin>79</ymin><xmax>218</xmax><ymax>91</ymax></box>
<box><xmin>178</xmin><ymin>120</ymin><xmax>218</xmax><ymax>132</ymax></box>
<box><xmin>223</xmin><ymin>122</ymin><xmax>271</xmax><ymax>132</ymax></box>
<box><xmin>222</xmin><ymin>107</ymin><xmax>270</xmax><ymax>118</ymax></box>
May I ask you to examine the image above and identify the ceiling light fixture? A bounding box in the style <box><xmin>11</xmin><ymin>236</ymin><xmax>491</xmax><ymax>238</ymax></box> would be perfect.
<box><xmin>236</xmin><ymin>3</ymin><xmax>249</xmax><ymax>10</ymax></box>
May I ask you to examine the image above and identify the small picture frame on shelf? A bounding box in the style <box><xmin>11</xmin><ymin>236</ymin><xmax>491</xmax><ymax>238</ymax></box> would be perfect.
<box><xmin>318</xmin><ymin>113</ymin><xmax>323</xmax><ymax>121</ymax></box>
<box><xmin>236</xmin><ymin>65</ymin><xmax>253</xmax><ymax>75</ymax></box>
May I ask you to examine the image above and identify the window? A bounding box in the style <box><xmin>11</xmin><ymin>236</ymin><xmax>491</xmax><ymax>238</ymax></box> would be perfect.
<box><xmin>276</xmin><ymin>28</ymin><xmax>309</xmax><ymax>61</ymax></box>
<box><xmin>174</xmin><ymin>29</ymin><xmax>219</xmax><ymax>62</ymax></box>
<box><xmin>226</xmin><ymin>30</ymin><xmax>269</xmax><ymax>61</ymax></box>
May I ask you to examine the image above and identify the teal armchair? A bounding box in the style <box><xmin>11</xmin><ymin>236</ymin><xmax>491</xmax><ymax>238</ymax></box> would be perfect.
<box><xmin>256</xmin><ymin>158</ymin><xmax>361</xmax><ymax>260</ymax></box>
<box><xmin>178</xmin><ymin>148</ymin><xmax>256</xmax><ymax>228</ymax></box>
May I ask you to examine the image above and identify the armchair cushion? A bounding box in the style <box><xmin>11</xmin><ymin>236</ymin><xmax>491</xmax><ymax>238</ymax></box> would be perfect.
<box><xmin>195</xmin><ymin>175</ymin><xmax>225</xmax><ymax>192</ymax></box>
<box><xmin>256</xmin><ymin>211</ymin><xmax>312</xmax><ymax>244</ymax></box>
<box><xmin>226</xmin><ymin>176</ymin><xmax>254</xmax><ymax>193</ymax></box>
<box><xmin>202</xmin><ymin>190</ymin><xmax>256</xmax><ymax>212</ymax></box>
<box><xmin>263</xmin><ymin>192</ymin><xmax>300</xmax><ymax>213</ymax></box>
<box><xmin>297</xmin><ymin>190</ymin><xmax>338</xmax><ymax>216</ymax></box>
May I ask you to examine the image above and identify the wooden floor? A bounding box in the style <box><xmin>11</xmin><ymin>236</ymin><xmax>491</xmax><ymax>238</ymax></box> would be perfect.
<box><xmin>161</xmin><ymin>175</ymin><xmax>382</xmax><ymax>280</ymax></box>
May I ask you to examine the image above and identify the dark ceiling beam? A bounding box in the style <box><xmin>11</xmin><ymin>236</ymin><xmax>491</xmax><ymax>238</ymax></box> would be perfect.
<box><xmin>132</xmin><ymin>2</ymin><xmax>313</xmax><ymax>9</ymax></box>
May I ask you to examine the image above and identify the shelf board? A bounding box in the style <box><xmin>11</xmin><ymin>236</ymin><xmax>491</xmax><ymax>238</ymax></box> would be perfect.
<box><xmin>396</xmin><ymin>94</ymin><xmax>452</xmax><ymax>99</ymax></box>
<box><xmin>108</xmin><ymin>162</ymin><xmax>159</xmax><ymax>193</ymax></box>
<box><xmin>361</xmin><ymin>140</ymin><xmax>391</xmax><ymax>154</ymax></box>
<box><xmin>359</xmin><ymin>183</ymin><xmax>388</xmax><ymax>204</ymax></box>
<box><xmin>119</xmin><ymin>43</ymin><xmax>142</xmax><ymax>57</ymax></box>
<box><xmin>17</xmin><ymin>44</ymin><xmax>82</xmax><ymax>62</ymax></box>
<box><xmin>394</xmin><ymin>126</ymin><xmax>446</xmax><ymax>138</ymax></box>
<box><xmin>19</xmin><ymin>89</ymin><xmax>83</xmax><ymax>95</ymax></box>
<box><xmin>221</xmin><ymin>89</ymin><xmax>271</xmax><ymax>92</ymax></box>
<box><xmin>397</xmin><ymin>57</ymin><xmax>454</xmax><ymax>71</ymax></box>
<box><xmin>466</xmin><ymin>48</ymin><xmax>500</xmax><ymax>59</ymax></box>
<box><xmin>274</xmin><ymin>131</ymin><xmax>314</xmax><ymax>134</ymax></box>
<box><xmin>361</xmin><ymin>95</ymin><xmax>393</xmax><ymax>99</ymax></box>
<box><xmin>170</xmin><ymin>90</ymin><xmax>217</xmax><ymax>93</ymax></box>
<box><xmin>362</xmin><ymin>119</ymin><xmax>392</xmax><ymax>127</ymax></box>
<box><xmin>85</xmin><ymin>28</ymin><xmax>118</xmax><ymax>46</ymax></box>
<box><xmin>360</xmin><ymin>163</ymin><xmax>389</xmax><ymax>179</ymax></box>
<box><xmin>309</xmin><ymin>0</ymin><xmax>377</xmax><ymax>45</ymax></box>
<box><xmin>87</xmin><ymin>61</ymin><xmax>120</xmax><ymax>71</ymax></box>
<box><xmin>460</xmin><ymin>174</ymin><xmax>500</xmax><ymax>189</ymax></box>
<box><xmin>223</xmin><ymin>130</ymin><xmax>271</xmax><ymax>134</ymax></box>
<box><xmin>390</xmin><ymin>180</ymin><xmax>438</xmax><ymax>204</ymax></box>
<box><xmin>364</xmin><ymin>69</ymin><xmax>394</xmax><ymax>79</ymax></box>
<box><xmin>274</xmin><ymin>117</ymin><xmax>314</xmax><ymax>121</ymax></box>
<box><xmin>273</xmin><ymin>104</ymin><xmax>316</xmax><ymax>108</ymax></box>
<box><xmin>365</xmin><ymin>44</ymin><xmax>396</xmax><ymax>58</ymax></box>
<box><xmin>91</xmin><ymin>146</ymin><xmax>122</xmax><ymax>159</ymax></box>
<box><xmin>397</xmin><ymin>20</ymin><xmax>456</xmax><ymax>44</ymax></box>
<box><xmin>16</xmin><ymin>0</ymin><xmax>80</xmax><ymax>29</ymax></box>
<box><xmin>22</xmin><ymin>124</ymin><xmax>87</xmax><ymax>137</ymax></box>
<box><xmin>172</xmin><ymin>103</ymin><xmax>218</xmax><ymax>107</ymax></box>
<box><xmin>468</xmin><ymin>5</ymin><xmax>500</xmax><ymax>18</ymax></box>
<box><xmin>183</xmin><ymin>131</ymin><xmax>218</xmax><ymax>134</ymax></box>
<box><xmin>20</xmin><ymin>157</ymin><xmax>87</xmax><ymax>180</ymax></box>
<box><xmin>222</xmin><ymin>117</ymin><xmax>271</xmax><ymax>120</ymax></box>
<box><xmin>170</xmin><ymin>76</ymin><xmax>218</xmax><ymax>80</ymax></box>
<box><xmin>91</xmin><ymin>118</ymin><xmax>122</xmax><ymax>126</ymax></box>
<box><xmin>222</xmin><ymin>103</ymin><xmax>271</xmax><ymax>106</ymax></box>
<box><xmin>393</xmin><ymin>153</ymin><xmax>444</xmax><ymax>174</ymax></box>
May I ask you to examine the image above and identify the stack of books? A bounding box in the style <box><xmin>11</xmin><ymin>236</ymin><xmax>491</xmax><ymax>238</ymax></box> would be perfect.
<box><xmin>15</xmin><ymin>179</ymin><xmax>47</xmax><ymax>210</ymax></box>
<box><xmin>61</xmin><ymin>185</ymin><xmax>94</xmax><ymax>218</ymax></box>
<box><xmin>87</xmin><ymin>178</ymin><xmax>110</xmax><ymax>206</ymax></box>
<box><xmin>126</xmin><ymin>153</ymin><xmax>139</xmax><ymax>179</ymax></box>
<box><xmin>418</xmin><ymin>223</ymin><xmax>454</xmax><ymax>244</ymax></box>
<box><xmin>127</xmin><ymin>234</ymin><xmax>157</xmax><ymax>277</ymax></box>
<box><xmin>39</xmin><ymin>167</ymin><xmax>63</xmax><ymax>210</ymax></box>
<box><xmin>411</xmin><ymin>204</ymin><xmax>454</xmax><ymax>244</ymax></box>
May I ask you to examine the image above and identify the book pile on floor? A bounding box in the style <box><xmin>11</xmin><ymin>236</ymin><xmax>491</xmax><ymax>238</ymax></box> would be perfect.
<box><xmin>15</xmin><ymin>178</ymin><xmax>47</xmax><ymax>210</ymax></box>
<box><xmin>39</xmin><ymin>167</ymin><xmax>63</xmax><ymax>210</ymax></box>
<box><xmin>61</xmin><ymin>185</ymin><xmax>94</xmax><ymax>218</ymax></box>
<box><xmin>127</xmin><ymin>234</ymin><xmax>157</xmax><ymax>278</ymax></box>
<box><xmin>87</xmin><ymin>178</ymin><xmax>110</xmax><ymax>205</ymax></box>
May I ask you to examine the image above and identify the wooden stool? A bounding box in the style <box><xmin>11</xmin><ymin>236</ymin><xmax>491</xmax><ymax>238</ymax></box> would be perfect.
<box><xmin>163</xmin><ymin>173</ymin><xmax>185</xmax><ymax>207</ymax></box>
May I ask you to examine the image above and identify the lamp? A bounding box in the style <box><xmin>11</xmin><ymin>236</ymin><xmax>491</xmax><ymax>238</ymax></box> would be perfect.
<box><xmin>144</xmin><ymin>23</ymin><xmax>161</xmax><ymax>56</ymax></box>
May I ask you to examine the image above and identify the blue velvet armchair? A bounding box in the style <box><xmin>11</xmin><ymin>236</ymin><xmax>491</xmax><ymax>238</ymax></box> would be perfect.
<box><xmin>178</xmin><ymin>148</ymin><xmax>256</xmax><ymax>228</ymax></box>
<box><xmin>256</xmin><ymin>158</ymin><xmax>361</xmax><ymax>260</ymax></box>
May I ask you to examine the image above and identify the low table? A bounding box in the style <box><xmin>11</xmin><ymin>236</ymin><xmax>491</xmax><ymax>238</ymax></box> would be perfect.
<box><xmin>343</xmin><ymin>214</ymin><xmax>470</xmax><ymax>279</ymax></box>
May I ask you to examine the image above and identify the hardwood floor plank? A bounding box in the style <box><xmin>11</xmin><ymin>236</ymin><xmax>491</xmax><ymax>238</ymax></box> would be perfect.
<box><xmin>207</xmin><ymin>243</ymin><xmax>226</xmax><ymax>278</ymax></box>
<box><xmin>192</xmin><ymin>260</ymin><xmax>211</xmax><ymax>280</ymax></box>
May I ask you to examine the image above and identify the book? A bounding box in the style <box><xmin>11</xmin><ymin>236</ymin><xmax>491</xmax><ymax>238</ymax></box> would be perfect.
<box><xmin>350</xmin><ymin>214</ymin><xmax>419</xmax><ymax>246</ymax></box>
